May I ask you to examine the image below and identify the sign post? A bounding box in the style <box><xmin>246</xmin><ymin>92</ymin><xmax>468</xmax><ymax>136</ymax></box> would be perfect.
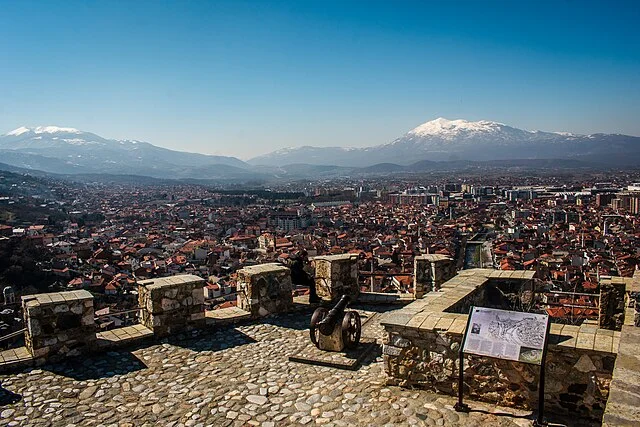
<box><xmin>454</xmin><ymin>307</ymin><xmax>473</xmax><ymax>413</ymax></box>
<box><xmin>533</xmin><ymin>319</ymin><xmax>551</xmax><ymax>426</ymax></box>
<box><xmin>455</xmin><ymin>306</ymin><xmax>550</xmax><ymax>424</ymax></box>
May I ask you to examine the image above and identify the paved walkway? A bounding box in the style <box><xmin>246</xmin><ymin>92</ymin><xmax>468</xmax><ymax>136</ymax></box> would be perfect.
<box><xmin>0</xmin><ymin>309</ymin><xmax>580</xmax><ymax>426</ymax></box>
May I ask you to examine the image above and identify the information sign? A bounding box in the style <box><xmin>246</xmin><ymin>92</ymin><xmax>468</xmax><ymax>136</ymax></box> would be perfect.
<box><xmin>462</xmin><ymin>306</ymin><xmax>550</xmax><ymax>365</ymax></box>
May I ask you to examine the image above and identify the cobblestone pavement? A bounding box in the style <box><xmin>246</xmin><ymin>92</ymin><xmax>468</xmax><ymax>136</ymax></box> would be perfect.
<box><xmin>0</xmin><ymin>308</ymin><xmax>586</xmax><ymax>426</ymax></box>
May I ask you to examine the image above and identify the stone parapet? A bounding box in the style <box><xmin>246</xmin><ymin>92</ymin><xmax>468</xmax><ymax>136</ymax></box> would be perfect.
<box><xmin>22</xmin><ymin>290</ymin><xmax>96</xmax><ymax>363</ymax></box>
<box><xmin>383</xmin><ymin>323</ymin><xmax>615</xmax><ymax>419</ymax></box>
<box><xmin>357</xmin><ymin>292</ymin><xmax>414</xmax><ymax>305</ymax></box>
<box><xmin>236</xmin><ymin>263</ymin><xmax>293</xmax><ymax>317</ymax></box>
<box><xmin>603</xmin><ymin>325</ymin><xmax>640</xmax><ymax>426</ymax></box>
<box><xmin>414</xmin><ymin>254</ymin><xmax>456</xmax><ymax>298</ymax></box>
<box><xmin>313</xmin><ymin>254</ymin><xmax>359</xmax><ymax>301</ymax></box>
<box><xmin>138</xmin><ymin>275</ymin><xmax>206</xmax><ymax>337</ymax></box>
<box><xmin>382</xmin><ymin>268</ymin><xmax>615</xmax><ymax>420</ymax></box>
<box><xmin>631</xmin><ymin>270</ymin><xmax>640</xmax><ymax>327</ymax></box>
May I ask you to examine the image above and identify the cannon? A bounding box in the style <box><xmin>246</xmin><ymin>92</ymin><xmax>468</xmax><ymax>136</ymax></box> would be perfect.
<box><xmin>309</xmin><ymin>295</ymin><xmax>361</xmax><ymax>351</ymax></box>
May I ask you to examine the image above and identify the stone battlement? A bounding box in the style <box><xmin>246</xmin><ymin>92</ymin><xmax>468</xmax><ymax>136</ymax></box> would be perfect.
<box><xmin>3</xmin><ymin>254</ymin><xmax>371</xmax><ymax>370</ymax></box>
<box><xmin>312</xmin><ymin>254</ymin><xmax>359</xmax><ymax>300</ymax></box>
<box><xmin>22</xmin><ymin>290</ymin><xmax>96</xmax><ymax>363</ymax></box>
<box><xmin>0</xmin><ymin>259</ymin><xmax>638</xmax><ymax>425</ymax></box>
<box><xmin>0</xmin><ymin>303</ymin><xmax>561</xmax><ymax>427</ymax></box>
<box><xmin>236</xmin><ymin>263</ymin><xmax>293</xmax><ymax>317</ymax></box>
<box><xmin>138</xmin><ymin>275</ymin><xmax>206</xmax><ymax>337</ymax></box>
<box><xmin>414</xmin><ymin>254</ymin><xmax>456</xmax><ymax>297</ymax></box>
<box><xmin>382</xmin><ymin>268</ymin><xmax>618</xmax><ymax>420</ymax></box>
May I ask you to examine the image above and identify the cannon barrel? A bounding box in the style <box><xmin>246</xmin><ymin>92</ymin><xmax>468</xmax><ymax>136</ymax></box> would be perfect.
<box><xmin>317</xmin><ymin>295</ymin><xmax>350</xmax><ymax>336</ymax></box>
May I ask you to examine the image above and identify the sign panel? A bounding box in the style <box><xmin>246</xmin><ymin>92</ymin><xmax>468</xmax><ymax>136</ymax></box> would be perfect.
<box><xmin>462</xmin><ymin>306</ymin><xmax>549</xmax><ymax>365</ymax></box>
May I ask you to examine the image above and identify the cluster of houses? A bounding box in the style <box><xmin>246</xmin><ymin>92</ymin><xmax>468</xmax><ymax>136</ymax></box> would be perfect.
<box><xmin>1</xmin><ymin>176</ymin><xmax>639</xmax><ymax>328</ymax></box>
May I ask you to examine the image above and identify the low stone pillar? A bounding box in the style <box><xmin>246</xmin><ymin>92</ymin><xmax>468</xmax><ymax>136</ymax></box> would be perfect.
<box><xmin>236</xmin><ymin>263</ymin><xmax>292</xmax><ymax>317</ymax></box>
<box><xmin>313</xmin><ymin>254</ymin><xmax>359</xmax><ymax>301</ymax></box>
<box><xmin>138</xmin><ymin>274</ymin><xmax>206</xmax><ymax>337</ymax></box>
<box><xmin>414</xmin><ymin>255</ymin><xmax>430</xmax><ymax>298</ymax></box>
<box><xmin>599</xmin><ymin>279</ymin><xmax>626</xmax><ymax>330</ymax></box>
<box><xmin>414</xmin><ymin>254</ymin><xmax>456</xmax><ymax>298</ymax></box>
<box><xmin>22</xmin><ymin>290</ymin><xmax>96</xmax><ymax>363</ymax></box>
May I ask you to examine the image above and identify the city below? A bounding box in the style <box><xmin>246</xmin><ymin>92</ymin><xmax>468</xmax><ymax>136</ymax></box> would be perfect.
<box><xmin>2</xmin><ymin>169</ymin><xmax>640</xmax><ymax>314</ymax></box>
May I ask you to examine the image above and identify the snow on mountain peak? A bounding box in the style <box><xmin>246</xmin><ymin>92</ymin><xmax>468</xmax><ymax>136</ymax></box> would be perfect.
<box><xmin>4</xmin><ymin>126</ymin><xmax>82</xmax><ymax>136</ymax></box>
<box><xmin>407</xmin><ymin>117</ymin><xmax>509</xmax><ymax>138</ymax></box>
<box><xmin>5</xmin><ymin>126</ymin><xmax>30</xmax><ymax>136</ymax></box>
<box><xmin>33</xmin><ymin>126</ymin><xmax>82</xmax><ymax>134</ymax></box>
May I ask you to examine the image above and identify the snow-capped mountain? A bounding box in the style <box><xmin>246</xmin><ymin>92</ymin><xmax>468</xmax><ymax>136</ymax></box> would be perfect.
<box><xmin>3</xmin><ymin>120</ymin><xmax>640</xmax><ymax>180</ymax></box>
<box><xmin>403</xmin><ymin>118</ymin><xmax>534</xmax><ymax>140</ymax></box>
<box><xmin>394</xmin><ymin>117</ymin><xmax>573</xmax><ymax>143</ymax></box>
<box><xmin>248</xmin><ymin>118</ymin><xmax>640</xmax><ymax>167</ymax></box>
<box><xmin>0</xmin><ymin>126</ymin><xmax>248</xmax><ymax>178</ymax></box>
<box><xmin>6</xmin><ymin>126</ymin><xmax>83</xmax><ymax>137</ymax></box>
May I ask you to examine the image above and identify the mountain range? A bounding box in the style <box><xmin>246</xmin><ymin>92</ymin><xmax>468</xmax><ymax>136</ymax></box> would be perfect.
<box><xmin>0</xmin><ymin>126</ymin><xmax>249</xmax><ymax>179</ymax></box>
<box><xmin>248</xmin><ymin>118</ymin><xmax>640</xmax><ymax>167</ymax></box>
<box><xmin>1</xmin><ymin>119</ymin><xmax>639</xmax><ymax>182</ymax></box>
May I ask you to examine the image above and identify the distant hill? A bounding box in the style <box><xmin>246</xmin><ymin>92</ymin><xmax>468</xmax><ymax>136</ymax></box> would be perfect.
<box><xmin>358</xmin><ymin>158</ymin><xmax>594</xmax><ymax>174</ymax></box>
<box><xmin>360</xmin><ymin>163</ymin><xmax>408</xmax><ymax>173</ymax></box>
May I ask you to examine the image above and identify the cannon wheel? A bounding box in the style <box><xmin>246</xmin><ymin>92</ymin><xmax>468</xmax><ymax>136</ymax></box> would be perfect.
<box><xmin>310</xmin><ymin>307</ymin><xmax>328</xmax><ymax>348</ymax></box>
<box><xmin>341</xmin><ymin>311</ymin><xmax>361</xmax><ymax>349</ymax></box>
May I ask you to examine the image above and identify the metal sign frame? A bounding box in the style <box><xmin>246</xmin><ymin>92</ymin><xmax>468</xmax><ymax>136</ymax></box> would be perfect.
<box><xmin>454</xmin><ymin>305</ymin><xmax>552</xmax><ymax>426</ymax></box>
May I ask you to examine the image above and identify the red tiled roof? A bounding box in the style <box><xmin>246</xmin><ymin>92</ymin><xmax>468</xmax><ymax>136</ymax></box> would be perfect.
<box><xmin>217</xmin><ymin>301</ymin><xmax>237</xmax><ymax>309</ymax></box>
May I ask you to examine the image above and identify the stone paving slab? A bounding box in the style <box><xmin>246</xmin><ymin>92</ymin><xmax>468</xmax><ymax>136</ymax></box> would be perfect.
<box><xmin>96</xmin><ymin>325</ymin><xmax>154</xmax><ymax>349</ymax></box>
<box><xmin>0</xmin><ymin>347</ymin><xmax>32</xmax><ymax>371</ymax></box>
<box><xmin>0</xmin><ymin>309</ymin><xmax>597</xmax><ymax>427</ymax></box>
<box><xmin>205</xmin><ymin>307</ymin><xmax>252</xmax><ymax>326</ymax></box>
<box><xmin>357</xmin><ymin>292</ymin><xmax>414</xmax><ymax>305</ymax></box>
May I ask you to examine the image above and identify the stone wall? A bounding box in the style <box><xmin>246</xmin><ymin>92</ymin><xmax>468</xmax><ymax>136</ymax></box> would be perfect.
<box><xmin>445</xmin><ymin>279</ymin><xmax>535</xmax><ymax>314</ymax></box>
<box><xmin>382</xmin><ymin>325</ymin><xmax>614</xmax><ymax>419</ymax></box>
<box><xmin>313</xmin><ymin>254</ymin><xmax>359</xmax><ymax>301</ymax></box>
<box><xmin>22</xmin><ymin>290</ymin><xmax>96</xmax><ymax>363</ymax></box>
<box><xmin>382</xmin><ymin>268</ymin><xmax>612</xmax><ymax>420</ymax></box>
<box><xmin>138</xmin><ymin>275</ymin><xmax>206</xmax><ymax>337</ymax></box>
<box><xmin>632</xmin><ymin>270</ymin><xmax>640</xmax><ymax>327</ymax></box>
<box><xmin>414</xmin><ymin>254</ymin><xmax>456</xmax><ymax>298</ymax></box>
<box><xmin>599</xmin><ymin>278</ymin><xmax>626</xmax><ymax>330</ymax></box>
<box><xmin>603</xmin><ymin>325</ymin><xmax>640</xmax><ymax>426</ymax></box>
<box><xmin>236</xmin><ymin>263</ymin><xmax>292</xmax><ymax>317</ymax></box>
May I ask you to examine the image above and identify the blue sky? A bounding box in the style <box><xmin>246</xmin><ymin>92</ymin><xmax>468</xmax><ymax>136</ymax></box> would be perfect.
<box><xmin>1</xmin><ymin>0</ymin><xmax>638</xmax><ymax>159</ymax></box>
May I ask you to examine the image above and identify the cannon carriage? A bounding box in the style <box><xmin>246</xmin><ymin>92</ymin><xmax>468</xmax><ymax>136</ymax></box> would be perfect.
<box><xmin>309</xmin><ymin>295</ymin><xmax>361</xmax><ymax>352</ymax></box>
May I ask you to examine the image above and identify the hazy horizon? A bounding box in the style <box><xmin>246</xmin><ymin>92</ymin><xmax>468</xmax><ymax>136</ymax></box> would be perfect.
<box><xmin>1</xmin><ymin>0</ymin><xmax>639</xmax><ymax>158</ymax></box>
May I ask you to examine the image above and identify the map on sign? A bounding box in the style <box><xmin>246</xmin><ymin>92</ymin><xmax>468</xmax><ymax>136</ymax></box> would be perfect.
<box><xmin>462</xmin><ymin>307</ymin><xmax>549</xmax><ymax>365</ymax></box>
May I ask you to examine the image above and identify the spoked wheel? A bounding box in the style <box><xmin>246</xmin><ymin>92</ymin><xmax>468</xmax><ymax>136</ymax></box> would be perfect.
<box><xmin>310</xmin><ymin>307</ymin><xmax>328</xmax><ymax>348</ymax></box>
<box><xmin>341</xmin><ymin>311</ymin><xmax>361</xmax><ymax>349</ymax></box>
